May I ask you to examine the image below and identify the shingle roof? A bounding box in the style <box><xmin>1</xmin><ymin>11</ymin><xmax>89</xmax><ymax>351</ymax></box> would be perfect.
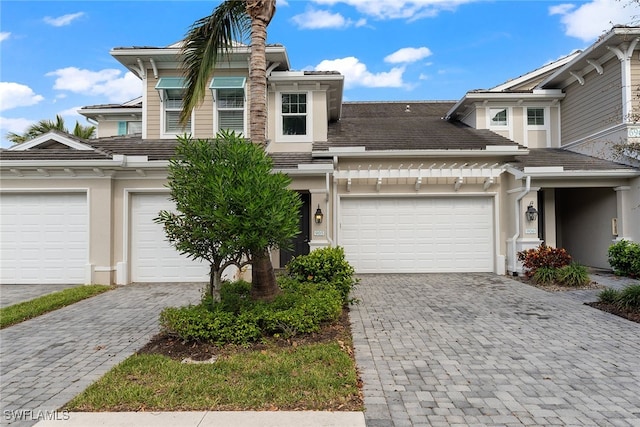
<box><xmin>317</xmin><ymin>102</ymin><xmax>522</xmax><ymax>151</ymax></box>
<box><xmin>511</xmin><ymin>148</ymin><xmax>637</xmax><ymax>171</ymax></box>
<box><xmin>0</xmin><ymin>135</ymin><xmax>325</xmax><ymax>169</ymax></box>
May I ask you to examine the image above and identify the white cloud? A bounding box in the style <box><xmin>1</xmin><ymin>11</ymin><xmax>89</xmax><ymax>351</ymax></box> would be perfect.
<box><xmin>548</xmin><ymin>4</ymin><xmax>575</xmax><ymax>15</ymax></box>
<box><xmin>291</xmin><ymin>8</ymin><xmax>367</xmax><ymax>29</ymax></box>
<box><xmin>311</xmin><ymin>0</ymin><xmax>473</xmax><ymax>20</ymax></box>
<box><xmin>550</xmin><ymin>0</ymin><xmax>640</xmax><ymax>41</ymax></box>
<box><xmin>385</xmin><ymin>47</ymin><xmax>432</xmax><ymax>64</ymax></box>
<box><xmin>0</xmin><ymin>82</ymin><xmax>45</xmax><ymax>111</ymax></box>
<box><xmin>0</xmin><ymin>32</ymin><xmax>10</xmax><ymax>42</ymax></box>
<box><xmin>315</xmin><ymin>57</ymin><xmax>405</xmax><ymax>89</ymax></box>
<box><xmin>43</xmin><ymin>12</ymin><xmax>85</xmax><ymax>27</ymax></box>
<box><xmin>0</xmin><ymin>117</ymin><xmax>33</xmax><ymax>135</ymax></box>
<box><xmin>46</xmin><ymin>67</ymin><xmax>142</xmax><ymax>103</ymax></box>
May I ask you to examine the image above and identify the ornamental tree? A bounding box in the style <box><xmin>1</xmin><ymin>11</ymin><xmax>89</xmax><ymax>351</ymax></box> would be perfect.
<box><xmin>155</xmin><ymin>132</ymin><xmax>301</xmax><ymax>301</ymax></box>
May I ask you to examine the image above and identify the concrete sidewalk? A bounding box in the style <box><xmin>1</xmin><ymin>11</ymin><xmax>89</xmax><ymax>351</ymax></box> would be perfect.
<box><xmin>30</xmin><ymin>411</ymin><xmax>365</xmax><ymax>427</ymax></box>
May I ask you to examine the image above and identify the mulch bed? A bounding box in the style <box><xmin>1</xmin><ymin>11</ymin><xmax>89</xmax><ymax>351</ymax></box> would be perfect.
<box><xmin>585</xmin><ymin>302</ymin><xmax>640</xmax><ymax>324</ymax></box>
<box><xmin>512</xmin><ymin>275</ymin><xmax>639</xmax><ymax>324</ymax></box>
<box><xmin>138</xmin><ymin>306</ymin><xmax>356</xmax><ymax>361</ymax></box>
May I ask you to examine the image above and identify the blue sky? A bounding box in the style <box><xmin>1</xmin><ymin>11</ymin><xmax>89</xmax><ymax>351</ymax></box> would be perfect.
<box><xmin>1</xmin><ymin>0</ymin><xmax>638</xmax><ymax>148</ymax></box>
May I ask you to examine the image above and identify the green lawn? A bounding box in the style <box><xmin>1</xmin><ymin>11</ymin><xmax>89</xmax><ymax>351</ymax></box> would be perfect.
<box><xmin>0</xmin><ymin>285</ymin><xmax>113</xmax><ymax>328</ymax></box>
<box><xmin>66</xmin><ymin>341</ymin><xmax>362</xmax><ymax>411</ymax></box>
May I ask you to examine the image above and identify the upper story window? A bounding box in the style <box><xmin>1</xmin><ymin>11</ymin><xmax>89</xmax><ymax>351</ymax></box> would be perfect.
<box><xmin>210</xmin><ymin>77</ymin><xmax>246</xmax><ymax>135</ymax></box>
<box><xmin>282</xmin><ymin>93</ymin><xmax>307</xmax><ymax>135</ymax></box>
<box><xmin>527</xmin><ymin>108</ymin><xmax>545</xmax><ymax>126</ymax></box>
<box><xmin>117</xmin><ymin>121</ymin><xmax>142</xmax><ymax>136</ymax></box>
<box><xmin>489</xmin><ymin>108</ymin><xmax>508</xmax><ymax>127</ymax></box>
<box><xmin>155</xmin><ymin>78</ymin><xmax>192</xmax><ymax>137</ymax></box>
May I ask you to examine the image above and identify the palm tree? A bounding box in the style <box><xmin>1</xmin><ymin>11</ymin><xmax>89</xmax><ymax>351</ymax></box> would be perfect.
<box><xmin>180</xmin><ymin>0</ymin><xmax>279</xmax><ymax>300</ymax></box>
<box><xmin>7</xmin><ymin>115</ymin><xmax>96</xmax><ymax>144</ymax></box>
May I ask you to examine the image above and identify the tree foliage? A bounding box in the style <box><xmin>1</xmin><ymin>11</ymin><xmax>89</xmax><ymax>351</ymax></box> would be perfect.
<box><xmin>155</xmin><ymin>132</ymin><xmax>301</xmax><ymax>300</ymax></box>
<box><xmin>6</xmin><ymin>115</ymin><xmax>96</xmax><ymax>144</ymax></box>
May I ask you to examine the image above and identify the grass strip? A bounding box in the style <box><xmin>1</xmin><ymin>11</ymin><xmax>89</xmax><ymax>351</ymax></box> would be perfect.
<box><xmin>0</xmin><ymin>285</ymin><xmax>113</xmax><ymax>329</ymax></box>
<box><xmin>66</xmin><ymin>342</ymin><xmax>362</xmax><ymax>412</ymax></box>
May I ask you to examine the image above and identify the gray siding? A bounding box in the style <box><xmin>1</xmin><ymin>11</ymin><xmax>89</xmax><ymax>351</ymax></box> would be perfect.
<box><xmin>561</xmin><ymin>57</ymin><xmax>622</xmax><ymax>145</ymax></box>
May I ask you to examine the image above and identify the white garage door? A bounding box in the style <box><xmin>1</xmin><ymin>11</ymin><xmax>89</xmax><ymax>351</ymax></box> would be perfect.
<box><xmin>340</xmin><ymin>197</ymin><xmax>494</xmax><ymax>273</ymax></box>
<box><xmin>130</xmin><ymin>193</ymin><xmax>209</xmax><ymax>282</ymax></box>
<box><xmin>0</xmin><ymin>193</ymin><xmax>88</xmax><ymax>284</ymax></box>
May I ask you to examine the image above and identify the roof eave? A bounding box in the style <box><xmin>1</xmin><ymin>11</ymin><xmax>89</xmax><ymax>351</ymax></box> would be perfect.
<box><xmin>313</xmin><ymin>147</ymin><xmax>529</xmax><ymax>158</ymax></box>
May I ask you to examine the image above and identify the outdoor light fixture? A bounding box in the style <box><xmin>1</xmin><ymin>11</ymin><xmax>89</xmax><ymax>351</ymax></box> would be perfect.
<box><xmin>314</xmin><ymin>205</ymin><xmax>324</xmax><ymax>224</ymax></box>
<box><xmin>525</xmin><ymin>202</ymin><xmax>538</xmax><ymax>222</ymax></box>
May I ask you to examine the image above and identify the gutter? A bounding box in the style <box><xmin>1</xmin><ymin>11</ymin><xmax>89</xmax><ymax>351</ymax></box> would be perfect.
<box><xmin>312</xmin><ymin>147</ymin><xmax>529</xmax><ymax>158</ymax></box>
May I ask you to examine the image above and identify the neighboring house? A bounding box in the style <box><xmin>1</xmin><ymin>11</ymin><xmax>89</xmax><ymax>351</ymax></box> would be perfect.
<box><xmin>1</xmin><ymin>26</ymin><xmax>639</xmax><ymax>285</ymax></box>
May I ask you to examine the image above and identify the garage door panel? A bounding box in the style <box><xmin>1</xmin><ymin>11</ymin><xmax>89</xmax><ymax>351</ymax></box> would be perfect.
<box><xmin>340</xmin><ymin>197</ymin><xmax>493</xmax><ymax>273</ymax></box>
<box><xmin>0</xmin><ymin>193</ymin><xmax>88</xmax><ymax>284</ymax></box>
<box><xmin>131</xmin><ymin>193</ymin><xmax>208</xmax><ymax>282</ymax></box>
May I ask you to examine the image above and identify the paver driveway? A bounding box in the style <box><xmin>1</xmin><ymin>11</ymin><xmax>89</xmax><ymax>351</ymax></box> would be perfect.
<box><xmin>349</xmin><ymin>274</ymin><xmax>640</xmax><ymax>427</ymax></box>
<box><xmin>0</xmin><ymin>282</ymin><xmax>202</xmax><ymax>427</ymax></box>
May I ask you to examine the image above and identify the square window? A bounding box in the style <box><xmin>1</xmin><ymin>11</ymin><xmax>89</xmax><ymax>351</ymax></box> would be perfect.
<box><xmin>527</xmin><ymin>108</ymin><xmax>545</xmax><ymax>126</ymax></box>
<box><xmin>283</xmin><ymin>116</ymin><xmax>306</xmax><ymax>135</ymax></box>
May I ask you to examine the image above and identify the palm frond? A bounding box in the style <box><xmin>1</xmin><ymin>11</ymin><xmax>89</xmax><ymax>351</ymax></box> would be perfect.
<box><xmin>180</xmin><ymin>0</ymin><xmax>250</xmax><ymax>124</ymax></box>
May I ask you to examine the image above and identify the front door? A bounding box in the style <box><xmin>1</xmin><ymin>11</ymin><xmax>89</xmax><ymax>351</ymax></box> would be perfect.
<box><xmin>280</xmin><ymin>192</ymin><xmax>310</xmax><ymax>268</ymax></box>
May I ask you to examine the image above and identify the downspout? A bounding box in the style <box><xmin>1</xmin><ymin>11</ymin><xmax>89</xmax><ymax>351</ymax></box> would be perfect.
<box><xmin>332</xmin><ymin>156</ymin><xmax>339</xmax><ymax>248</ymax></box>
<box><xmin>510</xmin><ymin>175</ymin><xmax>531</xmax><ymax>274</ymax></box>
<box><xmin>325</xmin><ymin>172</ymin><xmax>334</xmax><ymax>246</ymax></box>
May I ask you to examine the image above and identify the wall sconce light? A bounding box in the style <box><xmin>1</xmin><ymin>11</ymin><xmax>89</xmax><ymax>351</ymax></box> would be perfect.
<box><xmin>314</xmin><ymin>205</ymin><xmax>324</xmax><ymax>224</ymax></box>
<box><xmin>525</xmin><ymin>202</ymin><xmax>538</xmax><ymax>222</ymax></box>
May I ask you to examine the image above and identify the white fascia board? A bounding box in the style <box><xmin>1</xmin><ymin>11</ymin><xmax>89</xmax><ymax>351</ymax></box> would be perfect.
<box><xmin>313</xmin><ymin>148</ymin><xmax>529</xmax><ymax>158</ymax></box>
<box><xmin>0</xmin><ymin>159</ymin><xmax>126</xmax><ymax>168</ymax></box>
<box><xmin>490</xmin><ymin>52</ymin><xmax>580</xmax><ymax>92</ymax></box>
<box><xmin>297</xmin><ymin>163</ymin><xmax>333</xmax><ymax>171</ymax></box>
<box><xmin>79</xmin><ymin>107</ymin><xmax>142</xmax><ymax>115</ymax></box>
<box><xmin>8</xmin><ymin>133</ymin><xmax>95</xmax><ymax>151</ymax></box>
<box><xmin>445</xmin><ymin>91</ymin><xmax>564</xmax><ymax>119</ymax></box>
<box><xmin>507</xmin><ymin>167</ymin><xmax>639</xmax><ymax>179</ymax></box>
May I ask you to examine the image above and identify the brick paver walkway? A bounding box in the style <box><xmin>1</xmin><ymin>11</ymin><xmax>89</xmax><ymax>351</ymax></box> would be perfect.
<box><xmin>0</xmin><ymin>283</ymin><xmax>202</xmax><ymax>426</ymax></box>
<box><xmin>350</xmin><ymin>273</ymin><xmax>640</xmax><ymax>427</ymax></box>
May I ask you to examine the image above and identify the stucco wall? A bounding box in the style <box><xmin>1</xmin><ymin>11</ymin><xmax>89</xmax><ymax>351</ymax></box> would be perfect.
<box><xmin>556</xmin><ymin>187</ymin><xmax>617</xmax><ymax>269</ymax></box>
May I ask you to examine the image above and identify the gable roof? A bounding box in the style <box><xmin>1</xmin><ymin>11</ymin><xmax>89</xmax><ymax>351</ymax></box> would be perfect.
<box><xmin>317</xmin><ymin>101</ymin><xmax>525</xmax><ymax>153</ymax></box>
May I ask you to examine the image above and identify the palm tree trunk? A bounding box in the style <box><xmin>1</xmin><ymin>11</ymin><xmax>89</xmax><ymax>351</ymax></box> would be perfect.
<box><xmin>250</xmin><ymin>250</ymin><xmax>280</xmax><ymax>301</ymax></box>
<box><xmin>246</xmin><ymin>0</ymin><xmax>275</xmax><ymax>147</ymax></box>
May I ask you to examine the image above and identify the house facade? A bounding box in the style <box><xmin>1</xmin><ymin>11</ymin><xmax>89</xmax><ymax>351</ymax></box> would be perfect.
<box><xmin>1</xmin><ymin>26</ymin><xmax>639</xmax><ymax>285</ymax></box>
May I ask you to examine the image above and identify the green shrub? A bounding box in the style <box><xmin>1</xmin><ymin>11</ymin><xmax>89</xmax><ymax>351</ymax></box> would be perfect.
<box><xmin>557</xmin><ymin>263</ymin><xmax>590</xmax><ymax>287</ymax></box>
<box><xmin>517</xmin><ymin>244</ymin><xmax>572</xmax><ymax>278</ymax></box>
<box><xmin>533</xmin><ymin>266</ymin><xmax>558</xmax><ymax>285</ymax></box>
<box><xmin>617</xmin><ymin>284</ymin><xmax>640</xmax><ymax>311</ymax></box>
<box><xmin>598</xmin><ymin>288</ymin><xmax>620</xmax><ymax>305</ymax></box>
<box><xmin>286</xmin><ymin>246</ymin><xmax>358</xmax><ymax>303</ymax></box>
<box><xmin>160</xmin><ymin>279</ymin><xmax>342</xmax><ymax>345</ymax></box>
<box><xmin>607</xmin><ymin>240</ymin><xmax>640</xmax><ymax>278</ymax></box>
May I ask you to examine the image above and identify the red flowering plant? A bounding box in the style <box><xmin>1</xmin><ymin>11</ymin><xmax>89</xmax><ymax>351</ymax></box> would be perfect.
<box><xmin>517</xmin><ymin>244</ymin><xmax>572</xmax><ymax>278</ymax></box>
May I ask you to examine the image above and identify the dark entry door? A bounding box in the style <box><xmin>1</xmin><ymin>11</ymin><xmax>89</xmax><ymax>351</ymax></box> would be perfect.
<box><xmin>280</xmin><ymin>192</ymin><xmax>310</xmax><ymax>268</ymax></box>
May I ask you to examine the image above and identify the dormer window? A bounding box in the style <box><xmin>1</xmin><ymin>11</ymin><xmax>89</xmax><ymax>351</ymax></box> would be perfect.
<box><xmin>489</xmin><ymin>108</ymin><xmax>508</xmax><ymax>127</ymax></box>
<box><xmin>210</xmin><ymin>77</ymin><xmax>246</xmax><ymax>135</ymax></box>
<box><xmin>155</xmin><ymin>78</ymin><xmax>193</xmax><ymax>137</ymax></box>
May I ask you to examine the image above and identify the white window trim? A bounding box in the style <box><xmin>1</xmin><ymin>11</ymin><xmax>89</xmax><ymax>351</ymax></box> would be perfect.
<box><xmin>214</xmin><ymin>88</ymin><xmax>247</xmax><ymax>136</ymax></box>
<box><xmin>276</xmin><ymin>91</ymin><xmax>313</xmax><ymax>143</ymax></box>
<box><xmin>160</xmin><ymin>99</ymin><xmax>194</xmax><ymax>139</ymax></box>
<box><xmin>525</xmin><ymin>106</ymin><xmax>548</xmax><ymax>130</ymax></box>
